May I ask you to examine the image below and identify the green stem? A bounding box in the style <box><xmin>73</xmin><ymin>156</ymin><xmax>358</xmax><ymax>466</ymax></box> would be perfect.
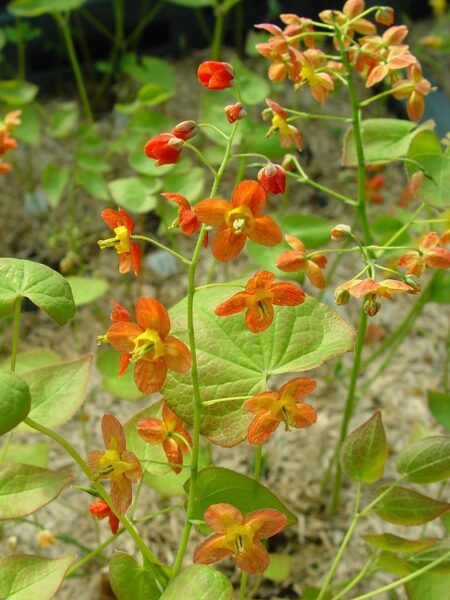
<box><xmin>171</xmin><ymin>121</ymin><xmax>240</xmax><ymax>578</ymax></box>
<box><xmin>330</xmin><ymin>556</ymin><xmax>376</xmax><ymax>600</ymax></box>
<box><xmin>379</xmin><ymin>202</ymin><xmax>425</xmax><ymax>255</ymax></box>
<box><xmin>285</xmin><ymin>110</ymin><xmax>351</xmax><ymax>122</ymax></box>
<box><xmin>359</xmin><ymin>85</ymin><xmax>411</xmax><ymax>107</ymax></box>
<box><xmin>329</xmin><ymin>307</ymin><xmax>368</xmax><ymax>513</ymax></box>
<box><xmin>56</xmin><ymin>14</ymin><xmax>93</xmax><ymax>122</ymax></box>
<box><xmin>238</xmin><ymin>572</ymin><xmax>249</xmax><ymax>600</ymax></box>
<box><xmin>132</xmin><ymin>234</ymin><xmax>191</xmax><ymax>265</ymax></box>
<box><xmin>80</xmin><ymin>8</ymin><xmax>115</xmax><ymax>42</ymax></box>
<box><xmin>253</xmin><ymin>445</ymin><xmax>263</xmax><ymax>482</ymax></box>
<box><xmin>197</xmin><ymin>122</ymin><xmax>229</xmax><ymax>141</ymax></box>
<box><xmin>211</xmin><ymin>5</ymin><xmax>225</xmax><ymax>61</ymax></box>
<box><xmin>67</xmin><ymin>530</ymin><xmax>122</xmax><ymax>576</ymax></box>
<box><xmin>184</xmin><ymin>142</ymin><xmax>217</xmax><ymax>176</ymax></box>
<box><xmin>10</xmin><ymin>297</ymin><xmax>22</xmax><ymax>372</ymax></box>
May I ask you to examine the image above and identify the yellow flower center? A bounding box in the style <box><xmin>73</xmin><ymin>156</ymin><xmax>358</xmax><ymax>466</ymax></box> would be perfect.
<box><xmin>132</xmin><ymin>329</ymin><xmax>165</xmax><ymax>362</ymax></box>
<box><xmin>96</xmin><ymin>449</ymin><xmax>134</xmax><ymax>480</ymax></box>
<box><xmin>226</xmin><ymin>206</ymin><xmax>254</xmax><ymax>235</ymax></box>
<box><xmin>224</xmin><ymin>523</ymin><xmax>255</xmax><ymax>556</ymax></box>
<box><xmin>113</xmin><ymin>225</ymin><xmax>131</xmax><ymax>253</ymax></box>
<box><xmin>272</xmin><ymin>114</ymin><xmax>290</xmax><ymax>136</ymax></box>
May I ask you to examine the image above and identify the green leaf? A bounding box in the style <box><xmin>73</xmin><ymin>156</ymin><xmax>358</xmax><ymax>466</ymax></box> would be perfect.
<box><xmin>200</xmin><ymin>94</ymin><xmax>234</xmax><ymax>146</ymax></box>
<box><xmin>264</xmin><ymin>553</ymin><xmax>292</xmax><ymax>583</ymax></box>
<box><xmin>15</xmin><ymin>104</ymin><xmax>40</xmax><ymax>146</ymax></box>
<box><xmin>163</xmin><ymin>167</ymin><xmax>205</xmax><ymax>202</ymax></box>
<box><xmin>48</xmin><ymin>102</ymin><xmax>78</xmax><ymax>138</ymax></box>
<box><xmin>341</xmin><ymin>411</ymin><xmax>388</xmax><ymax>484</ymax></box>
<box><xmin>0</xmin><ymin>441</ymin><xmax>49</xmax><ymax>467</ymax></box>
<box><xmin>232</xmin><ymin>58</ymin><xmax>270</xmax><ymax>105</ymax></box>
<box><xmin>0</xmin><ymin>464</ymin><xmax>72</xmax><ymax>519</ymax></box>
<box><xmin>19</xmin><ymin>354</ymin><xmax>92</xmax><ymax>430</ymax></box>
<box><xmin>42</xmin><ymin>164</ymin><xmax>69</xmax><ymax>208</ymax></box>
<box><xmin>0</xmin><ymin>371</ymin><xmax>31</xmax><ymax>436</ymax></box>
<box><xmin>407</xmin><ymin>131</ymin><xmax>450</xmax><ymax>209</ymax></box>
<box><xmin>66</xmin><ymin>276</ymin><xmax>109</xmax><ymax>306</ymax></box>
<box><xmin>0</xmin><ymin>554</ymin><xmax>74</xmax><ymax>599</ymax></box>
<box><xmin>405</xmin><ymin>571</ymin><xmax>450</xmax><ymax>600</ymax></box>
<box><xmin>187</xmin><ymin>466</ymin><xmax>297</xmax><ymax>526</ymax></box>
<box><xmin>342</xmin><ymin>119</ymin><xmax>431</xmax><ymax>167</ymax></box>
<box><xmin>376</xmin><ymin>551</ymin><xmax>411</xmax><ymax>576</ymax></box>
<box><xmin>281</xmin><ymin>214</ymin><xmax>332</xmax><ymax>248</ymax></box>
<box><xmin>428</xmin><ymin>390</ymin><xmax>450</xmax><ymax>431</ymax></box>
<box><xmin>429</xmin><ymin>272</ymin><xmax>450</xmax><ymax>304</ymax></box>
<box><xmin>407</xmin><ymin>540</ymin><xmax>450</xmax><ymax>574</ymax></box>
<box><xmin>137</xmin><ymin>83</ymin><xmax>173</xmax><ymax>107</ymax></box>
<box><xmin>0</xmin><ymin>258</ymin><xmax>75</xmax><ymax>325</ymax></box>
<box><xmin>374</xmin><ymin>486</ymin><xmax>450</xmax><ymax>525</ymax></box>
<box><xmin>303</xmin><ymin>587</ymin><xmax>332</xmax><ymax>600</ymax></box>
<box><xmin>0</xmin><ymin>349</ymin><xmax>60</xmax><ymax>374</ymax></box>
<box><xmin>109</xmin><ymin>552</ymin><xmax>164</xmax><ymax>600</ymax></box>
<box><xmin>8</xmin><ymin>0</ymin><xmax>85</xmax><ymax>17</ymax></box>
<box><xmin>108</xmin><ymin>177</ymin><xmax>158</xmax><ymax>213</ymax></box>
<box><xmin>75</xmin><ymin>170</ymin><xmax>109</xmax><ymax>200</ymax></box>
<box><xmin>371</xmin><ymin>215</ymin><xmax>409</xmax><ymax>246</ymax></box>
<box><xmin>121</xmin><ymin>54</ymin><xmax>175</xmax><ymax>90</ymax></box>
<box><xmin>75</xmin><ymin>152</ymin><xmax>109</xmax><ymax>173</ymax></box>
<box><xmin>0</xmin><ymin>79</ymin><xmax>38</xmax><ymax>105</ymax></box>
<box><xmin>160</xmin><ymin>564</ymin><xmax>233</xmax><ymax>600</ymax></box>
<box><xmin>363</xmin><ymin>533</ymin><xmax>437</xmax><ymax>555</ymax></box>
<box><xmin>96</xmin><ymin>349</ymin><xmax>144</xmax><ymax>401</ymax></box>
<box><xmin>164</xmin><ymin>290</ymin><xmax>354</xmax><ymax>446</ymax></box>
<box><xmin>240</xmin><ymin>120</ymin><xmax>285</xmax><ymax>159</ymax></box>
<box><xmin>397</xmin><ymin>436</ymin><xmax>450</xmax><ymax>483</ymax></box>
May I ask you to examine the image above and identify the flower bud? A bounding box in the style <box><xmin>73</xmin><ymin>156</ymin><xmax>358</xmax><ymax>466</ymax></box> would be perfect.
<box><xmin>224</xmin><ymin>102</ymin><xmax>246</xmax><ymax>124</ymax></box>
<box><xmin>171</xmin><ymin>120</ymin><xmax>197</xmax><ymax>141</ymax></box>
<box><xmin>38</xmin><ymin>530</ymin><xmax>56</xmax><ymax>549</ymax></box>
<box><xmin>334</xmin><ymin>289</ymin><xmax>350</xmax><ymax>306</ymax></box>
<box><xmin>257</xmin><ymin>162</ymin><xmax>286</xmax><ymax>195</ymax></box>
<box><xmin>375</xmin><ymin>7</ymin><xmax>394</xmax><ymax>26</ymax></box>
<box><xmin>364</xmin><ymin>297</ymin><xmax>381</xmax><ymax>317</ymax></box>
<box><xmin>331</xmin><ymin>224</ymin><xmax>352</xmax><ymax>241</ymax></box>
<box><xmin>404</xmin><ymin>274</ymin><xmax>421</xmax><ymax>293</ymax></box>
<box><xmin>197</xmin><ymin>61</ymin><xmax>235</xmax><ymax>90</ymax></box>
<box><xmin>282</xmin><ymin>155</ymin><xmax>296</xmax><ymax>172</ymax></box>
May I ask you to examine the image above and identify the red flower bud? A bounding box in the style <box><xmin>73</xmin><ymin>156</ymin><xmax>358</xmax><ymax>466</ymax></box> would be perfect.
<box><xmin>331</xmin><ymin>224</ymin><xmax>352</xmax><ymax>241</ymax></box>
<box><xmin>375</xmin><ymin>6</ymin><xmax>394</xmax><ymax>26</ymax></box>
<box><xmin>144</xmin><ymin>133</ymin><xmax>183</xmax><ymax>166</ymax></box>
<box><xmin>224</xmin><ymin>102</ymin><xmax>246</xmax><ymax>123</ymax></box>
<box><xmin>197</xmin><ymin>61</ymin><xmax>235</xmax><ymax>90</ymax></box>
<box><xmin>171</xmin><ymin>120</ymin><xmax>197</xmax><ymax>141</ymax></box>
<box><xmin>257</xmin><ymin>162</ymin><xmax>286</xmax><ymax>195</ymax></box>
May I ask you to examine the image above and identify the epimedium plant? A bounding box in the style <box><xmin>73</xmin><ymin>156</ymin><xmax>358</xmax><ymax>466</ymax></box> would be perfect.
<box><xmin>0</xmin><ymin>1</ymin><xmax>449</xmax><ymax>599</ymax></box>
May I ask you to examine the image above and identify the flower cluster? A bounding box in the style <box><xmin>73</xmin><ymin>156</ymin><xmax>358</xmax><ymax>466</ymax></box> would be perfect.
<box><xmin>0</xmin><ymin>110</ymin><xmax>21</xmax><ymax>174</ymax></box>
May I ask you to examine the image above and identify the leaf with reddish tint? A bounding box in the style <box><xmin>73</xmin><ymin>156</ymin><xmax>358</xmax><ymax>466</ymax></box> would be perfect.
<box><xmin>397</xmin><ymin>436</ymin><xmax>450</xmax><ymax>483</ymax></box>
<box><xmin>159</xmin><ymin>565</ymin><xmax>233</xmax><ymax>600</ymax></box>
<box><xmin>374</xmin><ymin>486</ymin><xmax>450</xmax><ymax>526</ymax></box>
<box><xmin>363</xmin><ymin>533</ymin><xmax>437</xmax><ymax>555</ymax></box>
<box><xmin>341</xmin><ymin>411</ymin><xmax>388</xmax><ymax>483</ymax></box>
<box><xmin>164</xmin><ymin>289</ymin><xmax>354</xmax><ymax>447</ymax></box>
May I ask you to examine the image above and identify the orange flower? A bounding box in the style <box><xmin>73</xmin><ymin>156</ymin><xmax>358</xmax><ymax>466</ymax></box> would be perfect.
<box><xmin>365</xmin><ymin>45</ymin><xmax>416</xmax><ymax>88</ymax></box>
<box><xmin>104</xmin><ymin>297</ymin><xmax>192</xmax><ymax>394</ymax></box>
<box><xmin>89</xmin><ymin>499</ymin><xmax>120</xmax><ymax>534</ymax></box>
<box><xmin>197</xmin><ymin>61</ymin><xmax>235</xmax><ymax>90</ymax></box>
<box><xmin>98</xmin><ymin>208</ymin><xmax>141</xmax><ymax>276</ymax></box>
<box><xmin>88</xmin><ymin>415</ymin><xmax>142</xmax><ymax>515</ymax></box>
<box><xmin>162</xmin><ymin>192</ymin><xmax>207</xmax><ymax>246</ymax></box>
<box><xmin>194</xmin><ymin>180</ymin><xmax>282</xmax><ymax>261</ymax></box>
<box><xmin>224</xmin><ymin>102</ymin><xmax>246</xmax><ymax>124</ymax></box>
<box><xmin>257</xmin><ymin>162</ymin><xmax>286</xmax><ymax>195</ymax></box>
<box><xmin>398</xmin><ymin>232</ymin><xmax>450</xmax><ymax>276</ymax></box>
<box><xmin>245</xmin><ymin>377</ymin><xmax>317</xmax><ymax>445</ymax></box>
<box><xmin>336</xmin><ymin>278</ymin><xmax>414</xmax><ymax>302</ymax></box>
<box><xmin>0</xmin><ymin>109</ymin><xmax>21</xmax><ymax>174</ymax></box>
<box><xmin>264</xmin><ymin>99</ymin><xmax>302</xmax><ymax>149</ymax></box>
<box><xmin>193</xmin><ymin>503</ymin><xmax>288</xmax><ymax>574</ymax></box>
<box><xmin>214</xmin><ymin>271</ymin><xmax>305</xmax><ymax>333</ymax></box>
<box><xmin>276</xmin><ymin>235</ymin><xmax>327</xmax><ymax>289</ymax></box>
<box><xmin>320</xmin><ymin>0</ymin><xmax>376</xmax><ymax>37</ymax></box>
<box><xmin>392</xmin><ymin>63</ymin><xmax>433</xmax><ymax>122</ymax></box>
<box><xmin>297</xmin><ymin>49</ymin><xmax>335</xmax><ymax>105</ymax></box>
<box><xmin>137</xmin><ymin>401</ymin><xmax>192</xmax><ymax>474</ymax></box>
<box><xmin>365</xmin><ymin>172</ymin><xmax>385</xmax><ymax>204</ymax></box>
<box><xmin>144</xmin><ymin>133</ymin><xmax>184</xmax><ymax>166</ymax></box>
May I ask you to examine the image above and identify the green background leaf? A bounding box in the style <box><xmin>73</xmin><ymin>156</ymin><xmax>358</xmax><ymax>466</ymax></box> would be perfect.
<box><xmin>0</xmin><ymin>79</ymin><xmax>38</xmax><ymax>105</ymax></box>
<box><xmin>405</xmin><ymin>571</ymin><xmax>450</xmax><ymax>600</ymax></box>
<box><xmin>0</xmin><ymin>349</ymin><xmax>60</xmax><ymax>373</ymax></box>
<box><xmin>66</xmin><ymin>276</ymin><xmax>109</xmax><ymax>306</ymax></box>
<box><xmin>374</xmin><ymin>486</ymin><xmax>450</xmax><ymax>526</ymax></box>
<box><xmin>109</xmin><ymin>552</ymin><xmax>163</xmax><ymax>600</ymax></box>
<box><xmin>397</xmin><ymin>436</ymin><xmax>450</xmax><ymax>483</ymax></box>
<box><xmin>96</xmin><ymin>349</ymin><xmax>144</xmax><ymax>401</ymax></box>
<box><xmin>362</xmin><ymin>533</ymin><xmax>436</xmax><ymax>555</ymax></box>
<box><xmin>0</xmin><ymin>441</ymin><xmax>49</xmax><ymax>468</ymax></box>
<box><xmin>0</xmin><ymin>371</ymin><xmax>31</xmax><ymax>435</ymax></box>
<box><xmin>428</xmin><ymin>390</ymin><xmax>450</xmax><ymax>431</ymax></box>
<box><xmin>42</xmin><ymin>164</ymin><xmax>69</xmax><ymax>208</ymax></box>
<box><xmin>8</xmin><ymin>0</ymin><xmax>85</xmax><ymax>17</ymax></box>
<box><xmin>160</xmin><ymin>564</ymin><xmax>233</xmax><ymax>600</ymax></box>
<box><xmin>108</xmin><ymin>177</ymin><xmax>159</xmax><ymax>213</ymax></box>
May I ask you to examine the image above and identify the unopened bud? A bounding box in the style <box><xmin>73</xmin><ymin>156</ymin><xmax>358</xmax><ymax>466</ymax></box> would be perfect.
<box><xmin>282</xmin><ymin>155</ymin><xmax>296</xmax><ymax>172</ymax></box>
<box><xmin>364</xmin><ymin>297</ymin><xmax>381</xmax><ymax>317</ymax></box>
<box><xmin>258</xmin><ymin>162</ymin><xmax>286</xmax><ymax>195</ymax></box>
<box><xmin>224</xmin><ymin>102</ymin><xmax>246</xmax><ymax>124</ymax></box>
<box><xmin>331</xmin><ymin>224</ymin><xmax>352</xmax><ymax>241</ymax></box>
<box><xmin>7</xmin><ymin>536</ymin><xmax>18</xmax><ymax>552</ymax></box>
<box><xmin>171</xmin><ymin>120</ymin><xmax>197</xmax><ymax>141</ymax></box>
<box><xmin>334</xmin><ymin>289</ymin><xmax>350</xmax><ymax>306</ymax></box>
<box><xmin>404</xmin><ymin>274</ymin><xmax>421</xmax><ymax>293</ymax></box>
<box><xmin>38</xmin><ymin>530</ymin><xmax>56</xmax><ymax>549</ymax></box>
<box><xmin>375</xmin><ymin>6</ymin><xmax>394</xmax><ymax>26</ymax></box>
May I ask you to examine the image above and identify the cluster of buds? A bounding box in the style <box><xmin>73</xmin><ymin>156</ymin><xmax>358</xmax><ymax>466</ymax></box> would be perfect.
<box><xmin>145</xmin><ymin>119</ymin><xmax>197</xmax><ymax>166</ymax></box>
<box><xmin>0</xmin><ymin>110</ymin><xmax>21</xmax><ymax>174</ymax></box>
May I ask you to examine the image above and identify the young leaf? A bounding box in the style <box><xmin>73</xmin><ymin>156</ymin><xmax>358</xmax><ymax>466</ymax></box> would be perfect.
<box><xmin>374</xmin><ymin>485</ymin><xmax>450</xmax><ymax>525</ymax></box>
<box><xmin>0</xmin><ymin>258</ymin><xmax>75</xmax><ymax>325</ymax></box>
<box><xmin>363</xmin><ymin>533</ymin><xmax>437</xmax><ymax>555</ymax></box>
<box><xmin>341</xmin><ymin>411</ymin><xmax>388</xmax><ymax>483</ymax></box>
<box><xmin>159</xmin><ymin>564</ymin><xmax>233</xmax><ymax>600</ymax></box>
<box><xmin>428</xmin><ymin>390</ymin><xmax>450</xmax><ymax>431</ymax></box>
<box><xmin>109</xmin><ymin>552</ymin><xmax>166</xmax><ymax>600</ymax></box>
<box><xmin>0</xmin><ymin>464</ymin><xmax>72</xmax><ymax>519</ymax></box>
<box><xmin>164</xmin><ymin>290</ymin><xmax>354</xmax><ymax>447</ymax></box>
<box><xmin>187</xmin><ymin>466</ymin><xmax>297</xmax><ymax>527</ymax></box>
<box><xmin>19</xmin><ymin>355</ymin><xmax>92</xmax><ymax>430</ymax></box>
<box><xmin>407</xmin><ymin>540</ymin><xmax>450</xmax><ymax>574</ymax></box>
<box><xmin>0</xmin><ymin>371</ymin><xmax>31</xmax><ymax>436</ymax></box>
<box><xmin>0</xmin><ymin>554</ymin><xmax>74</xmax><ymax>599</ymax></box>
<box><xmin>396</xmin><ymin>436</ymin><xmax>450</xmax><ymax>483</ymax></box>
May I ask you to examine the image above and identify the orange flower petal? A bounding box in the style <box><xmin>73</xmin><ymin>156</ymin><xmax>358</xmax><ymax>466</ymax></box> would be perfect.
<box><xmin>246</xmin><ymin>270</ymin><xmax>274</xmax><ymax>293</ymax></box>
<box><xmin>134</xmin><ymin>297</ymin><xmax>171</xmax><ymax>338</ymax></box>
<box><xmin>247</xmin><ymin>411</ymin><xmax>280</xmax><ymax>445</ymax></box>
<box><xmin>163</xmin><ymin>437</ymin><xmax>183</xmax><ymax>472</ymax></box>
<box><xmin>234</xmin><ymin>541</ymin><xmax>270</xmax><ymax>574</ymax></box>
<box><xmin>231</xmin><ymin>180</ymin><xmax>266</xmax><ymax>214</ymax></box>
<box><xmin>270</xmin><ymin>282</ymin><xmax>306</xmax><ymax>306</ymax></box>
<box><xmin>101</xmin><ymin>208</ymin><xmax>121</xmax><ymax>230</ymax></box>
<box><xmin>163</xmin><ymin>336</ymin><xmax>192</xmax><ymax>372</ymax></box>
<box><xmin>102</xmin><ymin>414</ymin><xmax>126</xmax><ymax>453</ymax></box>
<box><xmin>291</xmin><ymin>402</ymin><xmax>317</xmax><ymax>428</ymax></box>
<box><xmin>107</xmin><ymin>321</ymin><xmax>142</xmax><ymax>352</ymax></box>
<box><xmin>245</xmin><ymin>301</ymin><xmax>274</xmax><ymax>333</ymax></box>
<box><xmin>193</xmin><ymin>533</ymin><xmax>233</xmax><ymax>565</ymax></box>
<box><xmin>134</xmin><ymin>357</ymin><xmax>167</xmax><ymax>394</ymax></box>
<box><xmin>131</xmin><ymin>241</ymin><xmax>141</xmax><ymax>276</ymax></box>
<box><xmin>276</xmin><ymin>250</ymin><xmax>305</xmax><ymax>272</ymax></box>
<box><xmin>249</xmin><ymin>216</ymin><xmax>282</xmax><ymax>247</ymax></box>
<box><xmin>285</xmin><ymin>234</ymin><xmax>305</xmax><ymax>251</ymax></box>
<box><xmin>280</xmin><ymin>377</ymin><xmax>317</xmax><ymax>401</ymax></box>
<box><xmin>87</xmin><ymin>450</ymin><xmax>103</xmax><ymax>474</ymax></box>
<box><xmin>245</xmin><ymin>392</ymin><xmax>278</xmax><ymax>414</ymax></box>
<box><xmin>110</xmin><ymin>301</ymin><xmax>131</xmax><ymax>323</ymax></box>
<box><xmin>213</xmin><ymin>227</ymin><xmax>247</xmax><ymax>261</ymax></box>
<box><xmin>305</xmin><ymin>260</ymin><xmax>326</xmax><ymax>288</ymax></box>
<box><xmin>204</xmin><ymin>503</ymin><xmax>244</xmax><ymax>532</ymax></box>
<box><xmin>118</xmin><ymin>252</ymin><xmax>132</xmax><ymax>275</ymax></box>
<box><xmin>110</xmin><ymin>477</ymin><xmax>132</xmax><ymax>515</ymax></box>
<box><xmin>245</xmin><ymin>508</ymin><xmax>288</xmax><ymax>540</ymax></box>
<box><xmin>420</xmin><ymin>232</ymin><xmax>440</xmax><ymax>250</ymax></box>
<box><xmin>118</xmin><ymin>352</ymin><xmax>131</xmax><ymax>376</ymax></box>
<box><xmin>194</xmin><ymin>199</ymin><xmax>230</xmax><ymax>227</ymax></box>
<box><xmin>350</xmin><ymin>278</ymin><xmax>379</xmax><ymax>298</ymax></box>
<box><xmin>214</xmin><ymin>292</ymin><xmax>248</xmax><ymax>316</ymax></box>
<box><xmin>137</xmin><ymin>417</ymin><xmax>166</xmax><ymax>444</ymax></box>
<box><xmin>425</xmin><ymin>248</ymin><xmax>450</xmax><ymax>269</ymax></box>
<box><xmin>122</xmin><ymin>450</ymin><xmax>143</xmax><ymax>482</ymax></box>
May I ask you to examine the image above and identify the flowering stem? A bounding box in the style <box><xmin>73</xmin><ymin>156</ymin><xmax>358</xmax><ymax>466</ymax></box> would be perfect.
<box><xmin>132</xmin><ymin>234</ymin><xmax>191</xmax><ymax>265</ymax></box>
<box><xmin>360</xmin><ymin>84</ymin><xmax>412</xmax><ymax>107</ymax></box>
<box><xmin>171</xmin><ymin>121</ymin><xmax>240</xmax><ymax>579</ymax></box>
<box><xmin>211</xmin><ymin>4</ymin><xmax>225</xmax><ymax>61</ymax></box>
<box><xmin>238</xmin><ymin>572</ymin><xmax>249</xmax><ymax>600</ymax></box>
<box><xmin>285</xmin><ymin>110</ymin><xmax>351</xmax><ymax>122</ymax></box>
<box><xmin>198</xmin><ymin>122</ymin><xmax>229</xmax><ymax>141</ymax></box>
<box><xmin>184</xmin><ymin>142</ymin><xmax>217</xmax><ymax>177</ymax></box>
<box><xmin>330</xmin><ymin>555</ymin><xmax>376</xmax><ymax>600</ymax></box>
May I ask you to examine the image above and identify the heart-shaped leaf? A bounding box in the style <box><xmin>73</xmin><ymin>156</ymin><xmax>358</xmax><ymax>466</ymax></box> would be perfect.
<box><xmin>109</xmin><ymin>552</ymin><xmax>165</xmax><ymax>600</ymax></box>
<box><xmin>405</xmin><ymin>571</ymin><xmax>450</xmax><ymax>600</ymax></box>
<box><xmin>0</xmin><ymin>371</ymin><xmax>31</xmax><ymax>436</ymax></box>
<box><xmin>160</xmin><ymin>564</ymin><xmax>233</xmax><ymax>600</ymax></box>
<box><xmin>0</xmin><ymin>442</ymin><xmax>49</xmax><ymax>468</ymax></box>
<box><xmin>108</xmin><ymin>177</ymin><xmax>159</xmax><ymax>213</ymax></box>
<box><xmin>397</xmin><ymin>436</ymin><xmax>450</xmax><ymax>483</ymax></box>
<box><xmin>164</xmin><ymin>290</ymin><xmax>354</xmax><ymax>446</ymax></box>
<box><xmin>0</xmin><ymin>349</ymin><xmax>60</xmax><ymax>373</ymax></box>
<box><xmin>0</xmin><ymin>258</ymin><xmax>75</xmax><ymax>325</ymax></box>
<box><xmin>374</xmin><ymin>486</ymin><xmax>450</xmax><ymax>525</ymax></box>
<box><xmin>0</xmin><ymin>554</ymin><xmax>74</xmax><ymax>600</ymax></box>
<box><xmin>0</xmin><ymin>464</ymin><xmax>72</xmax><ymax>519</ymax></box>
